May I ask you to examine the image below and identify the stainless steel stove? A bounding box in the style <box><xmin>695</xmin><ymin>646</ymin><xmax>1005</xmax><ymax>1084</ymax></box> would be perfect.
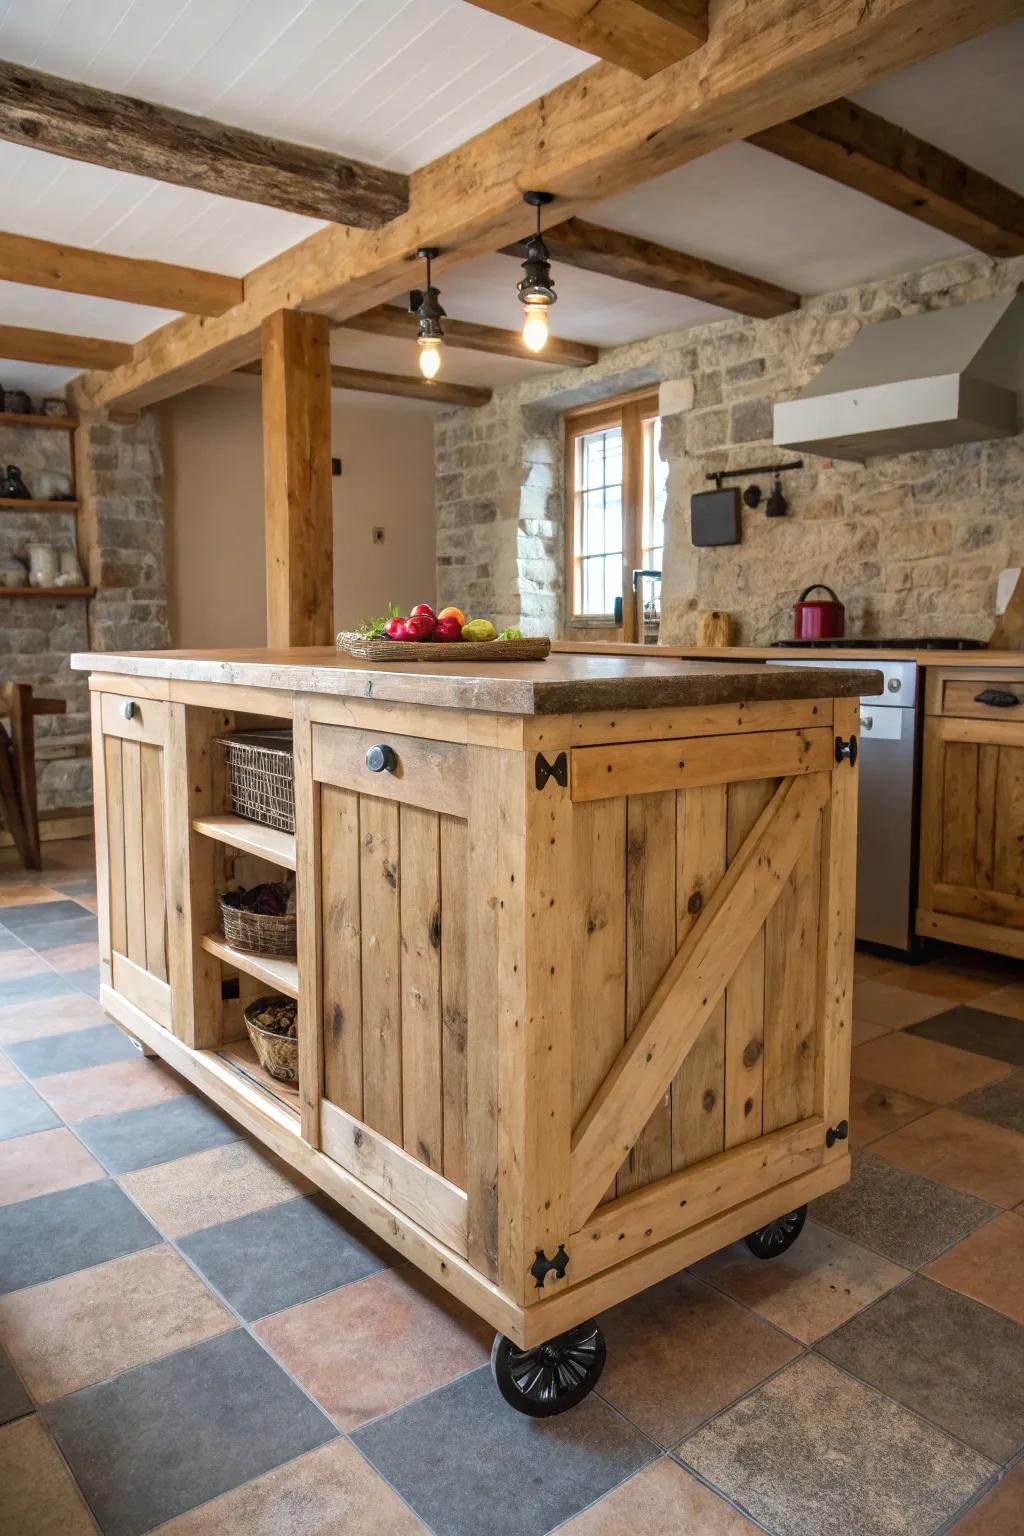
<box><xmin>771</xmin><ymin>637</ymin><xmax>986</xmax><ymax>651</ymax></box>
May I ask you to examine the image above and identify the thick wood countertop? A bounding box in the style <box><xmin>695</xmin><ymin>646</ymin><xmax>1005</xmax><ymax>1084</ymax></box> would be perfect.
<box><xmin>555</xmin><ymin>641</ymin><xmax>1024</xmax><ymax>667</ymax></box>
<box><xmin>72</xmin><ymin>646</ymin><xmax>880</xmax><ymax>716</ymax></box>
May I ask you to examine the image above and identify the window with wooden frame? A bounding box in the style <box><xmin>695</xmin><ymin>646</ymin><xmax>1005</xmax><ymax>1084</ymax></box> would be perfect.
<box><xmin>564</xmin><ymin>390</ymin><xmax>665</xmax><ymax>638</ymax></box>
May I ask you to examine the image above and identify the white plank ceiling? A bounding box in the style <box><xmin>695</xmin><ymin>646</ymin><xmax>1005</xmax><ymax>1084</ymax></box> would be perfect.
<box><xmin>0</xmin><ymin>5</ymin><xmax>1021</xmax><ymax>400</ymax></box>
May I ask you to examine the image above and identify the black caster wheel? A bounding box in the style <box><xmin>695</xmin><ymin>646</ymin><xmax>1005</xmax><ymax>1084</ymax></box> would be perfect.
<box><xmin>743</xmin><ymin>1204</ymin><xmax>807</xmax><ymax>1259</ymax></box>
<box><xmin>490</xmin><ymin>1320</ymin><xmax>606</xmax><ymax>1417</ymax></box>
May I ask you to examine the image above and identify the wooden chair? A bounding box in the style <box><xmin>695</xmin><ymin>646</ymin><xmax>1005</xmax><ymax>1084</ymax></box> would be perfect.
<box><xmin>0</xmin><ymin>682</ymin><xmax>67</xmax><ymax>870</ymax></box>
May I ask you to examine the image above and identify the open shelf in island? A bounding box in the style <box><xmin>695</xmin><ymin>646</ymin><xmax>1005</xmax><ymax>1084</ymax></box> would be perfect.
<box><xmin>201</xmin><ymin>932</ymin><xmax>298</xmax><ymax>998</ymax></box>
<box><xmin>192</xmin><ymin>813</ymin><xmax>296</xmax><ymax>870</ymax></box>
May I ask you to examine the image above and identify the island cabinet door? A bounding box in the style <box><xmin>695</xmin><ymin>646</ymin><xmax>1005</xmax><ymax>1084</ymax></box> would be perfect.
<box><xmin>304</xmin><ymin>720</ymin><xmax>477</xmax><ymax>1265</ymax></box>
<box><xmin>552</xmin><ymin>703</ymin><xmax>860</xmax><ymax>1309</ymax></box>
<box><xmin>90</xmin><ymin>690</ymin><xmax>172</xmax><ymax>1029</ymax></box>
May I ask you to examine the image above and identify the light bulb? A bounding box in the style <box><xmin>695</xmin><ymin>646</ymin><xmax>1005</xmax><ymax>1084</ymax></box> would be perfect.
<box><xmin>522</xmin><ymin>306</ymin><xmax>550</xmax><ymax>354</ymax></box>
<box><xmin>418</xmin><ymin>337</ymin><xmax>442</xmax><ymax>379</ymax></box>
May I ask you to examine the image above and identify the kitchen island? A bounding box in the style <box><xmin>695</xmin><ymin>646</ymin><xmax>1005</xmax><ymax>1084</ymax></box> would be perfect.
<box><xmin>74</xmin><ymin>646</ymin><xmax>877</xmax><ymax>1413</ymax></box>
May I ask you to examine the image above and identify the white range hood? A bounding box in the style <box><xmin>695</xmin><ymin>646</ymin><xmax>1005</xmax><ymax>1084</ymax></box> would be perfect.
<box><xmin>774</xmin><ymin>289</ymin><xmax>1024</xmax><ymax>462</ymax></box>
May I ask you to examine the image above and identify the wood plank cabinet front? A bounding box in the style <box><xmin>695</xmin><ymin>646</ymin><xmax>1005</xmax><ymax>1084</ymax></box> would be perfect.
<box><xmin>918</xmin><ymin>667</ymin><xmax>1024</xmax><ymax>958</ymax></box>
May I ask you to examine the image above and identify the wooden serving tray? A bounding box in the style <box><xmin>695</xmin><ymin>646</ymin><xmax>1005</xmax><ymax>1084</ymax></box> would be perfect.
<box><xmin>337</xmin><ymin>632</ymin><xmax>551</xmax><ymax>663</ymax></box>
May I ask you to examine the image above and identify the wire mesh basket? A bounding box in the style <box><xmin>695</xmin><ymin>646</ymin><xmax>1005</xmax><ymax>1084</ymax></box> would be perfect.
<box><xmin>219</xmin><ymin>731</ymin><xmax>295</xmax><ymax>833</ymax></box>
<box><xmin>219</xmin><ymin>893</ymin><xmax>297</xmax><ymax>957</ymax></box>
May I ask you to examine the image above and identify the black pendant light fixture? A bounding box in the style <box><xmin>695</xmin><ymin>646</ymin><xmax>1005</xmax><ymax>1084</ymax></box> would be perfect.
<box><xmin>516</xmin><ymin>191</ymin><xmax>557</xmax><ymax>353</ymax></box>
<box><xmin>409</xmin><ymin>245</ymin><xmax>445</xmax><ymax>379</ymax></box>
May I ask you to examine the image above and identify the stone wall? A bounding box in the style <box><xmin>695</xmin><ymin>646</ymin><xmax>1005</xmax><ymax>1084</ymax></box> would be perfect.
<box><xmin>0</xmin><ymin>412</ymin><xmax>168</xmax><ymax>813</ymax></box>
<box><xmin>434</xmin><ymin>251</ymin><xmax>1024</xmax><ymax>643</ymax></box>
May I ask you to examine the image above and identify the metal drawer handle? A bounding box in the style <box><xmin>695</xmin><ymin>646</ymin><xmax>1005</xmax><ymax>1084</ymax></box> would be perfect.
<box><xmin>121</xmin><ymin>699</ymin><xmax>137</xmax><ymax>721</ymax></box>
<box><xmin>365</xmin><ymin>743</ymin><xmax>397</xmax><ymax>774</ymax></box>
<box><xmin>861</xmin><ymin>715</ymin><xmax>874</xmax><ymax>731</ymax></box>
<box><xmin>974</xmin><ymin>688</ymin><xmax>1020</xmax><ymax>708</ymax></box>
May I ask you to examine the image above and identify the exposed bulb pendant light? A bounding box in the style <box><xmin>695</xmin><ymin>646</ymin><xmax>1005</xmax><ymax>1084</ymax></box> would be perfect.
<box><xmin>517</xmin><ymin>191</ymin><xmax>556</xmax><ymax>354</ymax></box>
<box><xmin>410</xmin><ymin>246</ymin><xmax>445</xmax><ymax>380</ymax></box>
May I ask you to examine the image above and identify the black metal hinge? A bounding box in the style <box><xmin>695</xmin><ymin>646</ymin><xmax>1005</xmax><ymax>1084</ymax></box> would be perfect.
<box><xmin>535</xmin><ymin>751</ymin><xmax>568</xmax><ymax>791</ymax></box>
<box><xmin>530</xmin><ymin>1245</ymin><xmax>570</xmax><ymax>1289</ymax></box>
<box><xmin>826</xmin><ymin>1119</ymin><xmax>850</xmax><ymax>1148</ymax></box>
<box><xmin>835</xmin><ymin>735</ymin><xmax>858</xmax><ymax>767</ymax></box>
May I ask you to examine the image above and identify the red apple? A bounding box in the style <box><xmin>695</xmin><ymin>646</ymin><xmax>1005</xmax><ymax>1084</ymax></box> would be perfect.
<box><xmin>409</xmin><ymin>603</ymin><xmax>435</xmax><ymax>619</ymax></box>
<box><xmin>433</xmin><ymin>616</ymin><xmax>462</xmax><ymax>642</ymax></box>
<box><xmin>405</xmin><ymin>612</ymin><xmax>437</xmax><ymax>641</ymax></box>
<box><xmin>384</xmin><ymin>616</ymin><xmax>409</xmax><ymax>641</ymax></box>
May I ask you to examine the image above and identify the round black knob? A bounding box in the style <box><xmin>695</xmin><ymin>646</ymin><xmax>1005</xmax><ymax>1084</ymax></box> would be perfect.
<box><xmin>121</xmin><ymin>699</ymin><xmax>137</xmax><ymax>721</ymax></box>
<box><xmin>366</xmin><ymin>743</ymin><xmax>397</xmax><ymax>774</ymax></box>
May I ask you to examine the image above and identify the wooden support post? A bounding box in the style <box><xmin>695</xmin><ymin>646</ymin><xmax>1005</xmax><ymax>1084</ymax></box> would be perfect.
<box><xmin>164</xmin><ymin>703</ymin><xmax>223</xmax><ymax>1050</ymax></box>
<box><xmin>261</xmin><ymin>310</ymin><xmax>333</xmax><ymax>649</ymax></box>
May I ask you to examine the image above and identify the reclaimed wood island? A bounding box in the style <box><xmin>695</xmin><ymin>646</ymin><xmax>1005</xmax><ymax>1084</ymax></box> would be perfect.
<box><xmin>73</xmin><ymin>646</ymin><xmax>878</xmax><ymax>1415</ymax></box>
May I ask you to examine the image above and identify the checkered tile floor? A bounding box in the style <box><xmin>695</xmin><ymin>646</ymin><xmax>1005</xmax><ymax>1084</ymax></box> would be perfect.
<box><xmin>2</xmin><ymin>840</ymin><xmax>1023</xmax><ymax>1536</ymax></box>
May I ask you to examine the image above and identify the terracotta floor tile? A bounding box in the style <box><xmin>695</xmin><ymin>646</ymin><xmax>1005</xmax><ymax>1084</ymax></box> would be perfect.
<box><xmin>948</xmin><ymin>1461</ymin><xmax>1024</xmax><ymax>1534</ymax></box>
<box><xmin>155</xmin><ymin>1437</ymin><xmax>427</xmax><ymax>1535</ymax></box>
<box><xmin>0</xmin><ymin>1126</ymin><xmax>105</xmax><ymax>1205</ymax></box>
<box><xmin>119</xmin><ymin>1138</ymin><xmax>313</xmax><ymax>1237</ymax></box>
<box><xmin>681</xmin><ymin>1353</ymin><xmax>993</xmax><ymax>1536</ymax></box>
<box><xmin>44</xmin><ymin>942</ymin><xmax>100</xmax><ymax>975</ymax></box>
<box><xmin>0</xmin><ymin>949</ymin><xmax>50</xmax><ymax>980</ymax></box>
<box><xmin>559</xmin><ymin>1456</ymin><xmax>762</xmax><ymax>1535</ymax></box>
<box><xmin>854</xmin><ymin>979</ymin><xmax>955</xmax><ymax>1029</ymax></box>
<box><xmin>854</xmin><ymin>951</ymin><xmax>893</xmax><ymax>980</ymax></box>
<box><xmin>0</xmin><ymin>1054</ymin><xmax>21</xmax><ymax>1087</ymax></box>
<box><xmin>851</xmin><ymin>1033</ymin><xmax>1011</xmax><ymax>1105</ymax></box>
<box><xmin>976</xmin><ymin>983</ymin><xmax>1024</xmax><ymax>1023</ymax></box>
<box><xmin>924</xmin><ymin>1211</ymin><xmax>1024</xmax><ymax>1325</ymax></box>
<box><xmin>853</xmin><ymin>1017</ymin><xmax>890</xmax><ymax>1046</ymax></box>
<box><xmin>690</xmin><ymin>1219</ymin><xmax>908</xmax><ymax>1344</ymax></box>
<box><xmin>0</xmin><ymin>1413</ymin><xmax>98</xmax><ymax>1535</ymax></box>
<box><xmin>849</xmin><ymin>1076</ymin><xmax>936</xmax><ymax>1146</ymax></box>
<box><xmin>0</xmin><ymin>883</ymin><xmax>63</xmax><ymax>908</ymax></box>
<box><xmin>874</xmin><ymin>1109</ymin><xmax>1024</xmax><ymax>1208</ymax></box>
<box><xmin>0</xmin><ymin>1244</ymin><xmax>234</xmax><ymax>1400</ymax></box>
<box><xmin>0</xmin><ymin>993</ymin><xmax>110</xmax><ymax>1044</ymax></box>
<box><xmin>35</xmin><ymin>1056</ymin><xmax>192</xmax><ymax>1124</ymax></box>
<box><xmin>255</xmin><ymin>1265</ymin><xmax>491</xmax><ymax>1429</ymax></box>
<box><xmin>875</xmin><ymin>964</ymin><xmax>998</xmax><ymax>1003</ymax></box>
<box><xmin>597</xmin><ymin>1269</ymin><xmax>800</xmax><ymax>1445</ymax></box>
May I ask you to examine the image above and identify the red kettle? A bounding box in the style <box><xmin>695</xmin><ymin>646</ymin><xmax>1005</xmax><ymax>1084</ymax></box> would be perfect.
<box><xmin>793</xmin><ymin>584</ymin><xmax>845</xmax><ymax>640</ymax></box>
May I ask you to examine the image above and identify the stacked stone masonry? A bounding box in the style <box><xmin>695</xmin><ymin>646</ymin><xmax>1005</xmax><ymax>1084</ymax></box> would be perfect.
<box><xmin>0</xmin><ymin>412</ymin><xmax>168</xmax><ymax>814</ymax></box>
<box><xmin>434</xmin><ymin>251</ymin><xmax>1024</xmax><ymax>644</ymax></box>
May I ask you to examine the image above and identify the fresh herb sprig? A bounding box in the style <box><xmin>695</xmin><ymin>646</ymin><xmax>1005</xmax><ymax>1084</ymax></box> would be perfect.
<box><xmin>357</xmin><ymin>602</ymin><xmax>401</xmax><ymax>639</ymax></box>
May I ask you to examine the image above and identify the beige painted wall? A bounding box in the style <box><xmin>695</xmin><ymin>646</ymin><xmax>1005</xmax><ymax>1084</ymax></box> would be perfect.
<box><xmin>159</xmin><ymin>383</ymin><xmax>437</xmax><ymax>648</ymax></box>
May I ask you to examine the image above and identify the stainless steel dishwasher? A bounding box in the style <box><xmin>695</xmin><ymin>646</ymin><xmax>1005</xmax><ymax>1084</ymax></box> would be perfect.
<box><xmin>767</xmin><ymin>657</ymin><xmax>920</xmax><ymax>952</ymax></box>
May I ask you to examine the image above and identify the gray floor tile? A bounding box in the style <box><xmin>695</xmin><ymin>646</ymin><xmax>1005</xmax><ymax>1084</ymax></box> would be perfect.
<box><xmin>818</xmin><ymin>1275</ymin><xmax>1024</xmax><ymax>1462</ymax></box>
<box><xmin>907</xmin><ymin>1007</ymin><xmax>1024</xmax><ymax>1068</ymax></box>
<box><xmin>0</xmin><ymin>970</ymin><xmax>81</xmax><ymax>1007</ymax></box>
<box><xmin>0</xmin><ymin>929</ymin><xmax>27</xmax><ymax>953</ymax></box>
<box><xmin>44</xmin><ymin>1329</ymin><xmax>337</xmax><ymax>1536</ymax></box>
<box><xmin>0</xmin><ymin>1081</ymin><xmax>61</xmax><ymax>1140</ymax></box>
<box><xmin>0</xmin><ymin>1179</ymin><xmax>161</xmax><ymax>1294</ymax></box>
<box><xmin>955</xmin><ymin>1070</ymin><xmax>1024</xmax><ymax>1134</ymax></box>
<box><xmin>14</xmin><ymin>917</ymin><xmax>99</xmax><ymax>953</ymax></box>
<box><xmin>0</xmin><ymin>1344</ymin><xmax>32</xmax><ymax>1424</ymax></box>
<box><xmin>680</xmin><ymin>1354</ymin><xmax>994</xmax><ymax>1536</ymax></box>
<box><xmin>0</xmin><ymin>900</ymin><xmax>90</xmax><ymax>933</ymax></box>
<box><xmin>353</xmin><ymin>1363</ymin><xmax>657</xmax><ymax>1536</ymax></box>
<box><xmin>178</xmin><ymin>1192</ymin><xmax>393</xmax><ymax>1321</ymax></box>
<box><xmin>811</xmin><ymin>1150</ymin><xmax>999</xmax><ymax>1268</ymax></box>
<box><xmin>75</xmin><ymin>1094</ymin><xmax>240</xmax><ymax>1174</ymax></box>
<box><xmin>5</xmin><ymin>1023</ymin><xmax>137</xmax><ymax>1080</ymax></box>
<box><xmin>64</xmin><ymin>966</ymin><xmax>100</xmax><ymax>999</ymax></box>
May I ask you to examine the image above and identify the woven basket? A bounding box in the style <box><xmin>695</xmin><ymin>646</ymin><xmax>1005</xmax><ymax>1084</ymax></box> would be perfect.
<box><xmin>219</xmin><ymin>894</ymin><xmax>297</xmax><ymax>957</ymax></box>
<box><xmin>219</xmin><ymin>731</ymin><xmax>295</xmax><ymax>833</ymax></box>
<box><xmin>244</xmin><ymin>996</ymin><xmax>298</xmax><ymax>1082</ymax></box>
<box><xmin>337</xmin><ymin>632</ymin><xmax>550</xmax><ymax>663</ymax></box>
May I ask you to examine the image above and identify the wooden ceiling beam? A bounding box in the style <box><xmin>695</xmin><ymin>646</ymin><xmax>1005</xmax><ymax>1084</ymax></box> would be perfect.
<box><xmin>70</xmin><ymin>0</ymin><xmax>1021</xmax><ymax>414</ymax></box>
<box><xmin>0</xmin><ymin>324</ymin><xmax>132</xmax><ymax>370</ymax></box>
<box><xmin>751</xmin><ymin>98</ymin><xmax>1024</xmax><ymax>259</ymax></box>
<box><xmin>241</xmin><ymin>360</ymin><xmax>492</xmax><ymax>408</ymax></box>
<box><xmin>0</xmin><ymin>230</ymin><xmax>243</xmax><ymax>316</ymax></box>
<box><xmin>337</xmin><ymin>303</ymin><xmax>598</xmax><ymax>367</ymax></box>
<box><xmin>463</xmin><ymin>0</ymin><xmax>708</xmax><ymax>78</ymax></box>
<box><xmin>0</xmin><ymin>58</ymin><xmax>408</xmax><ymax>229</ymax></box>
<box><xmin>503</xmin><ymin>218</ymin><xmax>799</xmax><ymax>319</ymax></box>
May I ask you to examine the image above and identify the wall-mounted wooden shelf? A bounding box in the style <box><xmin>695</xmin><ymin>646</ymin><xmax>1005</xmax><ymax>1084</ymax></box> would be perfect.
<box><xmin>192</xmin><ymin>813</ymin><xmax>296</xmax><ymax>871</ymax></box>
<box><xmin>201</xmin><ymin>932</ymin><xmax>298</xmax><ymax>999</ymax></box>
<box><xmin>0</xmin><ymin>411</ymin><xmax>77</xmax><ymax>431</ymax></box>
<box><xmin>0</xmin><ymin>498</ymin><xmax>79</xmax><ymax>512</ymax></box>
<box><xmin>0</xmin><ymin>586</ymin><xmax>94</xmax><ymax>599</ymax></box>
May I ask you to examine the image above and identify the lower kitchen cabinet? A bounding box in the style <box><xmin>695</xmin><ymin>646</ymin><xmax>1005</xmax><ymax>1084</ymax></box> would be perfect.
<box><xmin>918</xmin><ymin>668</ymin><xmax>1024</xmax><ymax>959</ymax></box>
